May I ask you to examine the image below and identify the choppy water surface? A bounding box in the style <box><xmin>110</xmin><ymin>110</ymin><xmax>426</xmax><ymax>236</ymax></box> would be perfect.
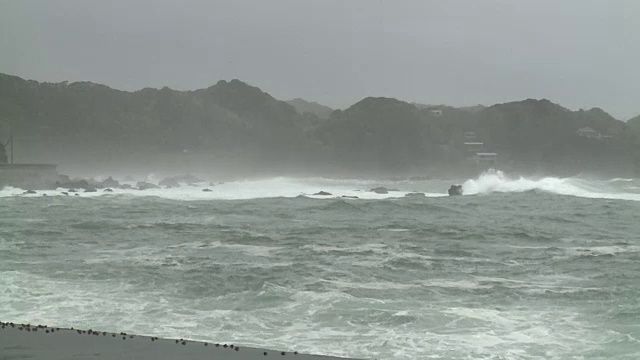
<box><xmin>1</xmin><ymin>172</ymin><xmax>639</xmax><ymax>359</ymax></box>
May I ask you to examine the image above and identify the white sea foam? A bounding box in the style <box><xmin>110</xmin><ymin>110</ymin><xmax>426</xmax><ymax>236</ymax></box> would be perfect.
<box><xmin>2</xmin><ymin>172</ymin><xmax>639</xmax><ymax>202</ymax></box>
<box><xmin>0</xmin><ymin>178</ymin><xmax>440</xmax><ymax>200</ymax></box>
<box><xmin>608</xmin><ymin>178</ymin><xmax>634</xmax><ymax>182</ymax></box>
<box><xmin>462</xmin><ymin>169</ymin><xmax>640</xmax><ymax>201</ymax></box>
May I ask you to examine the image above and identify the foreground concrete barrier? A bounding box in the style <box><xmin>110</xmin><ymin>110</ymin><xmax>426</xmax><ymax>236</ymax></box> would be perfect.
<box><xmin>0</xmin><ymin>321</ymin><xmax>363</xmax><ymax>360</ymax></box>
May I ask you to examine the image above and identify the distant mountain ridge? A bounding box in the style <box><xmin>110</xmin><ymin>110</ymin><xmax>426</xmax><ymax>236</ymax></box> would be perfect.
<box><xmin>286</xmin><ymin>98</ymin><xmax>334</xmax><ymax>119</ymax></box>
<box><xmin>0</xmin><ymin>72</ymin><xmax>638</xmax><ymax>176</ymax></box>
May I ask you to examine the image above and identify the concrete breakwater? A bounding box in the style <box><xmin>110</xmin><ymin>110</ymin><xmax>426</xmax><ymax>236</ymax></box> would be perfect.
<box><xmin>0</xmin><ymin>164</ymin><xmax>59</xmax><ymax>189</ymax></box>
<box><xmin>0</xmin><ymin>321</ymin><xmax>362</xmax><ymax>360</ymax></box>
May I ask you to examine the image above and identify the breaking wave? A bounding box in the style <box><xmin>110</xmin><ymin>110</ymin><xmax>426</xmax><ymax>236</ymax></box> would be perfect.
<box><xmin>2</xmin><ymin>171</ymin><xmax>639</xmax><ymax>202</ymax></box>
<box><xmin>462</xmin><ymin>169</ymin><xmax>640</xmax><ymax>201</ymax></box>
<box><xmin>0</xmin><ymin>178</ymin><xmax>444</xmax><ymax>201</ymax></box>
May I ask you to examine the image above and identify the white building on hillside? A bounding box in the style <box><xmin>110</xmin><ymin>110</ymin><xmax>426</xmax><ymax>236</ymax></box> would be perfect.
<box><xmin>577</xmin><ymin>127</ymin><xmax>601</xmax><ymax>139</ymax></box>
<box><xmin>474</xmin><ymin>152</ymin><xmax>498</xmax><ymax>166</ymax></box>
<box><xmin>464</xmin><ymin>131</ymin><xmax>477</xmax><ymax>141</ymax></box>
<box><xmin>464</xmin><ymin>142</ymin><xmax>484</xmax><ymax>153</ymax></box>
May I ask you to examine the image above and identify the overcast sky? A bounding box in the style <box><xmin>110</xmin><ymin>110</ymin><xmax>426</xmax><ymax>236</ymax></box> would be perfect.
<box><xmin>1</xmin><ymin>0</ymin><xmax>639</xmax><ymax>119</ymax></box>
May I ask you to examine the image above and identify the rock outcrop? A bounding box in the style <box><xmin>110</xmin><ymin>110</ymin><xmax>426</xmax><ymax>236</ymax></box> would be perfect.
<box><xmin>136</xmin><ymin>181</ymin><xmax>159</xmax><ymax>190</ymax></box>
<box><xmin>370</xmin><ymin>187</ymin><xmax>389</xmax><ymax>194</ymax></box>
<box><xmin>448</xmin><ymin>185</ymin><xmax>463</xmax><ymax>196</ymax></box>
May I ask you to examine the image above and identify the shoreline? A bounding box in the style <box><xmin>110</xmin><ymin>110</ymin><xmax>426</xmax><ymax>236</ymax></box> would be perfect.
<box><xmin>0</xmin><ymin>321</ymin><xmax>362</xmax><ymax>360</ymax></box>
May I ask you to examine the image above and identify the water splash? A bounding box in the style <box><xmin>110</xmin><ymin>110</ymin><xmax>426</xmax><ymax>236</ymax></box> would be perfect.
<box><xmin>462</xmin><ymin>169</ymin><xmax>640</xmax><ymax>201</ymax></box>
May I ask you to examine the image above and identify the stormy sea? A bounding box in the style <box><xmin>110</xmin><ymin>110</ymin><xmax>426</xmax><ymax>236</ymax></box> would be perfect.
<box><xmin>1</xmin><ymin>170</ymin><xmax>639</xmax><ymax>359</ymax></box>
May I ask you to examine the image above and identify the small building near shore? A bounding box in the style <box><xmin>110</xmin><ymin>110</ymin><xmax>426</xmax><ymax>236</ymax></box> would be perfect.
<box><xmin>464</xmin><ymin>131</ymin><xmax>477</xmax><ymax>141</ymax></box>
<box><xmin>464</xmin><ymin>142</ymin><xmax>484</xmax><ymax>153</ymax></box>
<box><xmin>0</xmin><ymin>164</ymin><xmax>59</xmax><ymax>189</ymax></box>
<box><xmin>473</xmin><ymin>152</ymin><xmax>498</xmax><ymax>166</ymax></box>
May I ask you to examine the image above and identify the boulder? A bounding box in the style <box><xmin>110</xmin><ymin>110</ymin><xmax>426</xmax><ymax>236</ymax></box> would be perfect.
<box><xmin>370</xmin><ymin>187</ymin><xmax>389</xmax><ymax>194</ymax></box>
<box><xmin>202</xmin><ymin>188</ymin><xmax>213</xmax><ymax>192</ymax></box>
<box><xmin>313</xmin><ymin>191</ymin><xmax>332</xmax><ymax>196</ymax></box>
<box><xmin>100</xmin><ymin>176</ymin><xmax>120</xmax><ymax>188</ymax></box>
<box><xmin>136</xmin><ymin>181</ymin><xmax>159</xmax><ymax>190</ymax></box>
<box><xmin>341</xmin><ymin>195</ymin><xmax>359</xmax><ymax>199</ymax></box>
<box><xmin>56</xmin><ymin>178</ymin><xmax>91</xmax><ymax>190</ymax></box>
<box><xmin>159</xmin><ymin>174</ymin><xmax>203</xmax><ymax>187</ymax></box>
<box><xmin>103</xmin><ymin>188</ymin><xmax>114</xmax><ymax>192</ymax></box>
<box><xmin>448</xmin><ymin>185</ymin><xmax>463</xmax><ymax>196</ymax></box>
<box><xmin>57</xmin><ymin>174</ymin><xmax>71</xmax><ymax>183</ymax></box>
<box><xmin>23</xmin><ymin>190</ymin><xmax>37</xmax><ymax>195</ymax></box>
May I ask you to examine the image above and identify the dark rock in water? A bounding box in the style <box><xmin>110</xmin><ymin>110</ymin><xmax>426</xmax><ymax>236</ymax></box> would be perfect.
<box><xmin>136</xmin><ymin>181</ymin><xmax>159</xmax><ymax>190</ymax></box>
<box><xmin>84</xmin><ymin>187</ymin><xmax>97</xmax><ymax>193</ymax></box>
<box><xmin>56</xmin><ymin>178</ymin><xmax>92</xmax><ymax>190</ymax></box>
<box><xmin>313</xmin><ymin>191</ymin><xmax>332</xmax><ymax>196</ymax></box>
<box><xmin>448</xmin><ymin>185</ymin><xmax>463</xmax><ymax>196</ymax></box>
<box><xmin>103</xmin><ymin>188</ymin><xmax>114</xmax><ymax>192</ymax></box>
<box><xmin>405</xmin><ymin>192</ymin><xmax>426</xmax><ymax>197</ymax></box>
<box><xmin>68</xmin><ymin>189</ymin><xmax>78</xmax><ymax>193</ymax></box>
<box><xmin>23</xmin><ymin>190</ymin><xmax>37</xmax><ymax>194</ymax></box>
<box><xmin>202</xmin><ymin>188</ymin><xmax>212</xmax><ymax>192</ymax></box>
<box><xmin>61</xmin><ymin>192</ymin><xmax>69</xmax><ymax>196</ymax></box>
<box><xmin>370</xmin><ymin>187</ymin><xmax>389</xmax><ymax>194</ymax></box>
<box><xmin>342</xmin><ymin>195</ymin><xmax>359</xmax><ymax>199</ymax></box>
<box><xmin>120</xmin><ymin>184</ymin><xmax>133</xmax><ymax>190</ymax></box>
<box><xmin>100</xmin><ymin>176</ymin><xmax>120</xmax><ymax>188</ymax></box>
<box><xmin>74</xmin><ymin>193</ymin><xmax>79</xmax><ymax>196</ymax></box>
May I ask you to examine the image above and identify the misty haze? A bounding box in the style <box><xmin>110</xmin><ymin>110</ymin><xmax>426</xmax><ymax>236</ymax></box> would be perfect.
<box><xmin>1</xmin><ymin>1</ymin><xmax>640</xmax><ymax>359</ymax></box>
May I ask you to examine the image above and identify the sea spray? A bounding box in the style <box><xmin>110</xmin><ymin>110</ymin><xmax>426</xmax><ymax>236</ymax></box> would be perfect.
<box><xmin>1</xmin><ymin>174</ymin><xmax>639</xmax><ymax>201</ymax></box>
<box><xmin>462</xmin><ymin>169</ymin><xmax>640</xmax><ymax>201</ymax></box>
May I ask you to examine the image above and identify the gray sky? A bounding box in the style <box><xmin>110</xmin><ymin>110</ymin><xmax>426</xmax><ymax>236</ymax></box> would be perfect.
<box><xmin>1</xmin><ymin>0</ymin><xmax>639</xmax><ymax>119</ymax></box>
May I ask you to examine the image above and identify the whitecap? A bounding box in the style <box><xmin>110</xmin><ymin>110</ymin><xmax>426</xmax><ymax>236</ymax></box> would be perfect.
<box><xmin>462</xmin><ymin>169</ymin><xmax>640</xmax><ymax>201</ymax></box>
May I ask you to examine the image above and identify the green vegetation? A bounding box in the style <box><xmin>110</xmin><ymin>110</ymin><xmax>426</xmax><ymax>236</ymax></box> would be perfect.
<box><xmin>287</xmin><ymin>98</ymin><xmax>334</xmax><ymax>120</ymax></box>
<box><xmin>0</xmin><ymin>72</ymin><xmax>638</xmax><ymax>176</ymax></box>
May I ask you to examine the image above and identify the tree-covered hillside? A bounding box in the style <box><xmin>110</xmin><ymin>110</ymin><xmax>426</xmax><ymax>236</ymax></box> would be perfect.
<box><xmin>1</xmin><ymin>73</ymin><xmax>638</xmax><ymax>177</ymax></box>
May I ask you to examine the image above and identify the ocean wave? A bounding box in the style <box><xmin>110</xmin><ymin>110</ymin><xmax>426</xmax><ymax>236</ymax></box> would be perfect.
<box><xmin>0</xmin><ymin>177</ymin><xmax>447</xmax><ymax>201</ymax></box>
<box><xmin>607</xmin><ymin>178</ymin><xmax>635</xmax><ymax>182</ymax></box>
<box><xmin>4</xmin><ymin>172</ymin><xmax>638</xmax><ymax>202</ymax></box>
<box><xmin>462</xmin><ymin>169</ymin><xmax>640</xmax><ymax>201</ymax></box>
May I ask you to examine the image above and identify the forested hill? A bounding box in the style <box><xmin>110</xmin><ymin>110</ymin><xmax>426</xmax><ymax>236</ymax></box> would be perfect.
<box><xmin>315</xmin><ymin>97</ymin><xmax>638</xmax><ymax>175</ymax></box>
<box><xmin>286</xmin><ymin>98</ymin><xmax>333</xmax><ymax>120</ymax></box>
<box><xmin>0</xmin><ymin>72</ymin><xmax>638</xmax><ymax>176</ymax></box>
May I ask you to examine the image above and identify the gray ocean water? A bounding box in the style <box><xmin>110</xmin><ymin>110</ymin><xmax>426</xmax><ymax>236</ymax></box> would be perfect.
<box><xmin>1</xmin><ymin>173</ymin><xmax>639</xmax><ymax>359</ymax></box>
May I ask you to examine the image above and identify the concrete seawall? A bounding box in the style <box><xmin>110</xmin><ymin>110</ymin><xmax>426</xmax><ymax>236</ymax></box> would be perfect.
<box><xmin>0</xmin><ymin>321</ymin><xmax>364</xmax><ymax>360</ymax></box>
<box><xmin>0</xmin><ymin>164</ymin><xmax>59</xmax><ymax>189</ymax></box>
